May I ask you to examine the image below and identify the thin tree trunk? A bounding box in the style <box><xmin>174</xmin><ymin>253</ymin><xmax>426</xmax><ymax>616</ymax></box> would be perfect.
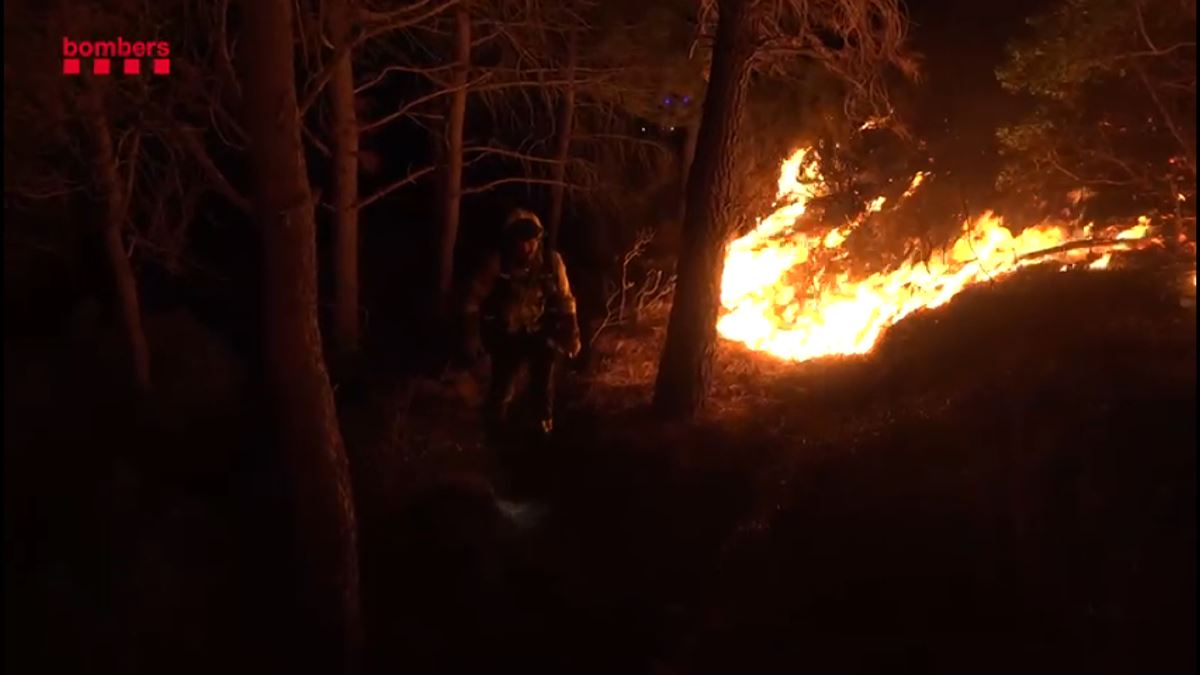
<box><xmin>81</xmin><ymin>83</ymin><xmax>152</xmax><ymax>394</ymax></box>
<box><xmin>546</xmin><ymin>28</ymin><xmax>577</xmax><ymax>252</ymax></box>
<box><xmin>653</xmin><ymin>0</ymin><xmax>755</xmax><ymax>420</ymax></box>
<box><xmin>327</xmin><ymin>0</ymin><xmax>361</xmax><ymax>354</ymax></box>
<box><xmin>238</xmin><ymin>0</ymin><xmax>363</xmax><ymax>671</ymax></box>
<box><xmin>437</xmin><ymin>3</ymin><xmax>471</xmax><ymax>313</ymax></box>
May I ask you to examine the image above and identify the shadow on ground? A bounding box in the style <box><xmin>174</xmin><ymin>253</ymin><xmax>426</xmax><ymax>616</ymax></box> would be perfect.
<box><xmin>5</xmin><ymin>267</ymin><xmax>1195</xmax><ymax>675</ymax></box>
<box><xmin>359</xmin><ymin>267</ymin><xmax>1195</xmax><ymax>675</ymax></box>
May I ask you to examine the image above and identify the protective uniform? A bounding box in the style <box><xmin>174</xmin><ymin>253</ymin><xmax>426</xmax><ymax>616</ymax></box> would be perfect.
<box><xmin>463</xmin><ymin>209</ymin><xmax>581</xmax><ymax>434</ymax></box>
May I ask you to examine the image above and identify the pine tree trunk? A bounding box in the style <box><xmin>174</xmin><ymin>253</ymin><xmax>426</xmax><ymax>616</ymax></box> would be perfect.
<box><xmin>437</xmin><ymin>4</ymin><xmax>471</xmax><ymax>312</ymax></box>
<box><xmin>327</xmin><ymin>0</ymin><xmax>361</xmax><ymax>354</ymax></box>
<box><xmin>81</xmin><ymin>83</ymin><xmax>152</xmax><ymax>394</ymax></box>
<box><xmin>653</xmin><ymin>0</ymin><xmax>755</xmax><ymax>420</ymax></box>
<box><xmin>546</xmin><ymin>28</ymin><xmax>577</xmax><ymax>252</ymax></box>
<box><xmin>238</xmin><ymin>0</ymin><xmax>363</xmax><ymax>671</ymax></box>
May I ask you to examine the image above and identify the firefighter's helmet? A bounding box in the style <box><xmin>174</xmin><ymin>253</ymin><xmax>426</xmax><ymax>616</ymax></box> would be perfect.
<box><xmin>504</xmin><ymin>209</ymin><xmax>544</xmax><ymax>242</ymax></box>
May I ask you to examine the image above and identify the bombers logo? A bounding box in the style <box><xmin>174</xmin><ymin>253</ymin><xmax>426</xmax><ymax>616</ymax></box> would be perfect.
<box><xmin>62</xmin><ymin>37</ymin><xmax>171</xmax><ymax>75</ymax></box>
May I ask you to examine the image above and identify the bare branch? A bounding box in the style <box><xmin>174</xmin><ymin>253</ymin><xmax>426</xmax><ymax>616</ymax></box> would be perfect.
<box><xmin>354</xmin><ymin>63</ymin><xmax>455</xmax><ymax>95</ymax></box>
<box><xmin>358</xmin><ymin>164</ymin><xmax>439</xmax><ymax>210</ymax></box>
<box><xmin>5</xmin><ymin>184</ymin><xmax>85</xmax><ymax>202</ymax></box>
<box><xmin>121</xmin><ymin>129</ymin><xmax>141</xmax><ymax>215</ymax></box>
<box><xmin>462</xmin><ymin>176</ymin><xmax>586</xmax><ymax>196</ymax></box>
<box><xmin>178</xmin><ymin>127</ymin><xmax>252</xmax><ymax>213</ymax></box>
<box><xmin>298</xmin><ymin>0</ymin><xmax>461</xmax><ymax>115</ymax></box>
<box><xmin>302</xmin><ymin>123</ymin><xmax>332</xmax><ymax>157</ymax></box>
<box><xmin>355</xmin><ymin>0</ymin><xmax>454</xmax><ymax>28</ymax></box>
<box><xmin>209</xmin><ymin>101</ymin><xmax>248</xmax><ymax>148</ymax></box>
<box><xmin>470</xmin><ymin>77</ymin><xmax>599</xmax><ymax>94</ymax></box>
<box><xmin>361</xmin><ymin>73</ymin><xmax>491</xmax><ymax>134</ymax></box>
<box><xmin>1132</xmin><ymin>60</ymin><xmax>1198</xmax><ymax>174</ymax></box>
<box><xmin>471</xmin><ymin>29</ymin><xmax>504</xmax><ymax>48</ymax></box>
<box><xmin>752</xmin><ymin>0</ymin><xmax>916</xmax><ymax>121</ymax></box>
<box><xmin>463</xmin><ymin>145</ymin><xmax>564</xmax><ymax>164</ymax></box>
<box><xmin>1134</xmin><ymin>0</ymin><xmax>1160</xmax><ymax>53</ymax></box>
<box><xmin>215</xmin><ymin>0</ymin><xmax>242</xmax><ymax>106</ymax></box>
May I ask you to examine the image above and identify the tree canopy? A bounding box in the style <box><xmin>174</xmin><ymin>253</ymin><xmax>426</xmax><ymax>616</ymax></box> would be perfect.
<box><xmin>996</xmin><ymin>0</ymin><xmax>1196</xmax><ymax>227</ymax></box>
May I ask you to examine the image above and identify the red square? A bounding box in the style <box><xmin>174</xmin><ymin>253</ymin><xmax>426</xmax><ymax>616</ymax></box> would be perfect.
<box><xmin>63</xmin><ymin>59</ymin><xmax>80</xmax><ymax>75</ymax></box>
<box><xmin>123</xmin><ymin>59</ymin><xmax>140</xmax><ymax>75</ymax></box>
<box><xmin>93</xmin><ymin>58</ymin><xmax>111</xmax><ymax>75</ymax></box>
<box><xmin>152</xmin><ymin>59</ymin><xmax>170</xmax><ymax>75</ymax></box>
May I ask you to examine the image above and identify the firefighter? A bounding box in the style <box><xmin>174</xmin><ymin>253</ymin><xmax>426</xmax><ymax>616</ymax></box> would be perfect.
<box><xmin>463</xmin><ymin>208</ymin><xmax>581</xmax><ymax>434</ymax></box>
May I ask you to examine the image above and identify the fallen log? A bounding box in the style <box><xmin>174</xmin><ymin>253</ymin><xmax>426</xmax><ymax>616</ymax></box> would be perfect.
<box><xmin>1016</xmin><ymin>236</ymin><xmax>1151</xmax><ymax>262</ymax></box>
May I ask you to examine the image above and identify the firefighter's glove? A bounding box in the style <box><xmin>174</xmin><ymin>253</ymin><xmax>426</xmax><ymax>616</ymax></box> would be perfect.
<box><xmin>564</xmin><ymin>334</ymin><xmax>581</xmax><ymax>359</ymax></box>
<box><xmin>548</xmin><ymin>334</ymin><xmax>582</xmax><ymax>359</ymax></box>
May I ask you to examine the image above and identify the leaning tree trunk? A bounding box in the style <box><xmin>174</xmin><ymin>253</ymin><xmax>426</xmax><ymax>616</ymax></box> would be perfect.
<box><xmin>437</xmin><ymin>3</ymin><xmax>471</xmax><ymax>313</ymax></box>
<box><xmin>546</xmin><ymin>28</ymin><xmax>577</xmax><ymax>252</ymax></box>
<box><xmin>327</xmin><ymin>0</ymin><xmax>362</xmax><ymax>354</ymax></box>
<box><xmin>80</xmin><ymin>82</ymin><xmax>152</xmax><ymax>394</ymax></box>
<box><xmin>238</xmin><ymin>0</ymin><xmax>363</xmax><ymax>672</ymax></box>
<box><xmin>653</xmin><ymin>0</ymin><xmax>755</xmax><ymax>420</ymax></box>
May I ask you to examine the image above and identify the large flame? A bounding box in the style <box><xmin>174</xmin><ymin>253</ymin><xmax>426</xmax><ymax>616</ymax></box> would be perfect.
<box><xmin>718</xmin><ymin>147</ymin><xmax>1162</xmax><ymax>362</ymax></box>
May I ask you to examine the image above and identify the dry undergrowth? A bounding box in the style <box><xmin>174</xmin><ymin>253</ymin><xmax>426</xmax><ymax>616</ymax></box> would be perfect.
<box><xmin>576</xmin><ymin>260</ymin><xmax>1197</xmax><ymax>447</ymax></box>
<box><xmin>579</xmin><ymin>300</ymin><xmax>822</xmax><ymax>419</ymax></box>
<box><xmin>367</xmin><ymin>250</ymin><xmax>1196</xmax><ymax>488</ymax></box>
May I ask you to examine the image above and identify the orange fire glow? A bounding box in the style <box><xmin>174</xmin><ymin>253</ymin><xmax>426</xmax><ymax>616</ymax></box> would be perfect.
<box><xmin>717</xmin><ymin>147</ymin><xmax>1164</xmax><ymax>362</ymax></box>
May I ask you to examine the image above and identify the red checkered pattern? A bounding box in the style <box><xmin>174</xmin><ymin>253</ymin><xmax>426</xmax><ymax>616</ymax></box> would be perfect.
<box><xmin>61</xmin><ymin>58</ymin><xmax>169</xmax><ymax>76</ymax></box>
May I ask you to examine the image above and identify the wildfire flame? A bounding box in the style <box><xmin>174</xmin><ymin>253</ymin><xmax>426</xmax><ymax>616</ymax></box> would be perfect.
<box><xmin>717</xmin><ymin>147</ymin><xmax>1163</xmax><ymax>362</ymax></box>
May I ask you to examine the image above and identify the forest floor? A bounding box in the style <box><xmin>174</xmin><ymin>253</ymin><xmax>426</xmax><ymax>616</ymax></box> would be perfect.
<box><xmin>5</xmin><ymin>263</ymin><xmax>1196</xmax><ymax>675</ymax></box>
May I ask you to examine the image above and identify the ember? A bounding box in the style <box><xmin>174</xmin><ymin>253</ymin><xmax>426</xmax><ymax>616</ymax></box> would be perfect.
<box><xmin>718</xmin><ymin>147</ymin><xmax>1165</xmax><ymax>362</ymax></box>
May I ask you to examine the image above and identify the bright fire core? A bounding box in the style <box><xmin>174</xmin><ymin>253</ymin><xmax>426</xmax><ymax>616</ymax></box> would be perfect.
<box><xmin>717</xmin><ymin>147</ymin><xmax>1160</xmax><ymax>362</ymax></box>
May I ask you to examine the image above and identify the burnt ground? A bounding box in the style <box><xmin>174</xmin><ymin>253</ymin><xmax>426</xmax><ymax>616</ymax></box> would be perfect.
<box><xmin>5</xmin><ymin>264</ymin><xmax>1196</xmax><ymax>675</ymax></box>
